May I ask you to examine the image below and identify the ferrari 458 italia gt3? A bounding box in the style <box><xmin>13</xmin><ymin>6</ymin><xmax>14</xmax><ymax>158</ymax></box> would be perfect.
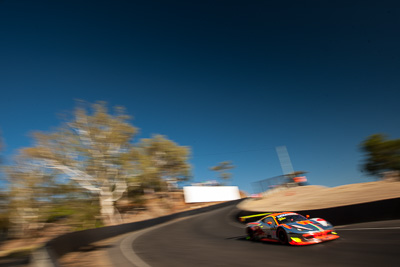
<box><xmin>244</xmin><ymin>212</ymin><xmax>339</xmax><ymax>245</ymax></box>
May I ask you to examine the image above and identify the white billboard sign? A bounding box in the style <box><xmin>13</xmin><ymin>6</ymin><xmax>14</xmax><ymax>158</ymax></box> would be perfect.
<box><xmin>183</xmin><ymin>186</ymin><xmax>240</xmax><ymax>203</ymax></box>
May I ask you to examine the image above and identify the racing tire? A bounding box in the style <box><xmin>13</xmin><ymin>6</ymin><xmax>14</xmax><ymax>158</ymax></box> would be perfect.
<box><xmin>277</xmin><ymin>228</ymin><xmax>288</xmax><ymax>245</ymax></box>
<box><xmin>247</xmin><ymin>228</ymin><xmax>257</xmax><ymax>241</ymax></box>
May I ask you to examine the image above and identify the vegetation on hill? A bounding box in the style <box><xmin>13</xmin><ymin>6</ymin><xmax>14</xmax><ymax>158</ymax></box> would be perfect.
<box><xmin>360</xmin><ymin>134</ymin><xmax>400</xmax><ymax>180</ymax></box>
<box><xmin>0</xmin><ymin>101</ymin><xmax>191</xmax><ymax>240</ymax></box>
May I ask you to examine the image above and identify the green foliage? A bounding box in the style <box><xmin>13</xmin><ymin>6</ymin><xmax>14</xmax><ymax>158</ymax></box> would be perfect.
<box><xmin>67</xmin><ymin>203</ymin><xmax>103</xmax><ymax>230</ymax></box>
<box><xmin>44</xmin><ymin>205</ymin><xmax>77</xmax><ymax>223</ymax></box>
<box><xmin>0</xmin><ymin>190</ymin><xmax>10</xmax><ymax>233</ymax></box>
<box><xmin>42</xmin><ymin>198</ymin><xmax>102</xmax><ymax>230</ymax></box>
<box><xmin>0</xmin><ymin>132</ymin><xmax>3</xmax><ymax>164</ymax></box>
<box><xmin>0</xmin><ymin>215</ymin><xmax>8</xmax><ymax>232</ymax></box>
<box><xmin>125</xmin><ymin>187</ymin><xmax>147</xmax><ymax>206</ymax></box>
<box><xmin>22</xmin><ymin>101</ymin><xmax>138</xmax><ymax>188</ymax></box>
<box><xmin>360</xmin><ymin>134</ymin><xmax>400</xmax><ymax>178</ymax></box>
<box><xmin>134</xmin><ymin>134</ymin><xmax>191</xmax><ymax>190</ymax></box>
<box><xmin>210</xmin><ymin>161</ymin><xmax>235</xmax><ymax>184</ymax></box>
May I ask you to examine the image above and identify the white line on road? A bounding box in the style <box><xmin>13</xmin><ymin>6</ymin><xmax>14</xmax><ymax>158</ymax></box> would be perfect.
<box><xmin>119</xmin><ymin>215</ymin><xmax>201</xmax><ymax>267</ymax></box>
<box><xmin>120</xmin><ymin>230</ymin><xmax>151</xmax><ymax>267</ymax></box>
<box><xmin>335</xmin><ymin>227</ymin><xmax>400</xmax><ymax>231</ymax></box>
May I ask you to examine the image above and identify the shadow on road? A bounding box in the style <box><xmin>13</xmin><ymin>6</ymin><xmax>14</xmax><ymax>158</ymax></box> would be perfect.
<box><xmin>226</xmin><ymin>235</ymin><xmax>284</xmax><ymax>246</ymax></box>
<box><xmin>76</xmin><ymin>244</ymin><xmax>115</xmax><ymax>252</ymax></box>
<box><xmin>0</xmin><ymin>256</ymin><xmax>30</xmax><ymax>267</ymax></box>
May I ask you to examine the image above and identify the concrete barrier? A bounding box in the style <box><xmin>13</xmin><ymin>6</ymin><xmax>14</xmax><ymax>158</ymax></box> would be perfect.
<box><xmin>30</xmin><ymin>199</ymin><xmax>242</xmax><ymax>267</ymax></box>
<box><xmin>236</xmin><ymin>197</ymin><xmax>400</xmax><ymax>225</ymax></box>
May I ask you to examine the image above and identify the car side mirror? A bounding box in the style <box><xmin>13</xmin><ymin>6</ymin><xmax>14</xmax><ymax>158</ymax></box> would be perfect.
<box><xmin>267</xmin><ymin>221</ymin><xmax>272</xmax><ymax>225</ymax></box>
<box><xmin>306</xmin><ymin>215</ymin><xmax>310</xmax><ymax>218</ymax></box>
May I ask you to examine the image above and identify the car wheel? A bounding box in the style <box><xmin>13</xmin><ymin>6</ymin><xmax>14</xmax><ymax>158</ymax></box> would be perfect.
<box><xmin>277</xmin><ymin>229</ymin><xmax>288</xmax><ymax>245</ymax></box>
<box><xmin>247</xmin><ymin>228</ymin><xmax>257</xmax><ymax>241</ymax></box>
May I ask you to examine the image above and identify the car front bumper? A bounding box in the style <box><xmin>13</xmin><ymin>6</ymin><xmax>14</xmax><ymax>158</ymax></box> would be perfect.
<box><xmin>288</xmin><ymin>232</ymin><xmax>340</xmax><ymax>245</ymax></box>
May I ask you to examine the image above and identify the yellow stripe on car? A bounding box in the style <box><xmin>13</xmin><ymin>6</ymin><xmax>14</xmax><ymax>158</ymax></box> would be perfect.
<box><xmin>240</xmin><ymin>213</ymin><xmax>272</xmax><ymax>221</ymax></box>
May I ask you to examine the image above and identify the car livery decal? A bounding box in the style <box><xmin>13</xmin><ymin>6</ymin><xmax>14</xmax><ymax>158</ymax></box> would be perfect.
<box><xmin>295</xmin><ymin>220</ymin><xmax>324</xmax><ymax>232</ymax></box>
<box><xmin>308</xmin><ymin>222</ymin><xmax>323</xmax><ymax>232</ymax></box>
<box><xmin>296</xmin><ymin>220</ymin><xmax>312</xmax><ymax>225</ymax></box>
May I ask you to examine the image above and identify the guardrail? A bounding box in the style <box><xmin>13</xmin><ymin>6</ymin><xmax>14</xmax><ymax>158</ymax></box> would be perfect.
<box><xmin>31</xmin><ymin>199</ymin><xmax>243</xmax><ymax>267</ymax></box>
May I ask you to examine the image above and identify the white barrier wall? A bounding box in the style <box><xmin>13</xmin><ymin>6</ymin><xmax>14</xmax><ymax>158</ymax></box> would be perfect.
<box><xmin>183</xmin><ymin>186</ymin><xmax>241</xmax><ymax>203</ymax></box>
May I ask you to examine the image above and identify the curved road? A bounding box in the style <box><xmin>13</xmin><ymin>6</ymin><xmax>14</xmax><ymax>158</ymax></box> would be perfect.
<box><xmin>108</xmin><ymin>204</ymin><xmax>400</xmax><ymax>267</ymax></box>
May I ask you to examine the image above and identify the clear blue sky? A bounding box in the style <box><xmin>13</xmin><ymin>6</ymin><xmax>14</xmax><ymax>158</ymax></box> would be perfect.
<box><xmin>1</xmin><ymin>0</ymin><xmax>400</xmax><ymax>193</ymax></box>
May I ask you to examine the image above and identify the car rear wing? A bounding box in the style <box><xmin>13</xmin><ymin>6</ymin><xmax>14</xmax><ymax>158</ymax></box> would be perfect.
<box><xmin>239</xmin><ymin>212</ymin><xmax>272</xmax><ymax>222</ymax></box>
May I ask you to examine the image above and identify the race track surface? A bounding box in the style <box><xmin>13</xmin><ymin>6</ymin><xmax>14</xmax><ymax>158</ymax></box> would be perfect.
<box><xmin>109</xmin><ymin>204</ymin><xmax>400</xmax><ymax>267</ymax></box>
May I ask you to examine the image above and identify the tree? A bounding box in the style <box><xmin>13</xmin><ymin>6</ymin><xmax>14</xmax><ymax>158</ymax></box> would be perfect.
<box><xmin>5</xmin><ymin>157</ymin><xmax>55</xmax><ymax>237</ymax></box>
<box><xmin>210</xmin><ymin>161</ymin><xmax>235</xmax><ymax>185</ymax></box>
<box><xmin>135</xmin><ymin>135</ymin><xmax>191</xmax><ymax>191</ymax></box>
<box><xmin>0</xmin><ymin>132</ymin><xmax>9</xmax><ymax>239</ymax></box>
<box><xmin>0</xmin><ymin>189</ymin><xmax>8</xmax><ymax>240</ymax></box>
<box><xmin>21</xmin><ymin>102</ymin><xmax>138</xmax><ymax>225</ymax></box>
<box><xmin>5</xmin><ymin>154</ymin><xmax>103</xmax><ymax>237</ymax></box>
<box><xmin>360</xmin><ymin>134</ymin><xmax>400</xmax><ymax>179</ymax></box>
<box><xmin>0</xmin><ymin>132</ymin><xmax>3</xmax><ymax>164</ymax></box>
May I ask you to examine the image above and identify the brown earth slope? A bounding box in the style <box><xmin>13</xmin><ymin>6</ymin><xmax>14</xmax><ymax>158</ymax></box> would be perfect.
<box><xmin>238</xmin><ymin>180</ymin><xmax>400</xmax><ymax>211</ymax></box>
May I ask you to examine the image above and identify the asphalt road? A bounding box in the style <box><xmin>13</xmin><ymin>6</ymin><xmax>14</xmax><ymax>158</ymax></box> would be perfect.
<box><xmin>108</xmin><ymin>204</ymin><xmax>400</xmax><ymax>267</ymax></box>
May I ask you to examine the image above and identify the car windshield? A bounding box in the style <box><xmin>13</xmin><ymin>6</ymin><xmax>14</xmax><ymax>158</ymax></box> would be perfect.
<box><xmin>276</xmin><ymin>214</ymin><xmax>307</xmax><ymax>224</ymax></box>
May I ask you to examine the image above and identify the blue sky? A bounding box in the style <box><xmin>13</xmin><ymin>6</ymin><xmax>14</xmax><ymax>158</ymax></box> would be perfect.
<box><xmin>1</xmin><ymin>0</ymin><xmax>400</xmax><ymax>193</ymax></box>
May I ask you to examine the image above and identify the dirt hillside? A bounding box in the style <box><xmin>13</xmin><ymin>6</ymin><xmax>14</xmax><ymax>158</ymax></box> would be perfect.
<box><xmin>238</xmin><ymin>180</ymin><xmax>400</xmax><ymax>212</ymax></box>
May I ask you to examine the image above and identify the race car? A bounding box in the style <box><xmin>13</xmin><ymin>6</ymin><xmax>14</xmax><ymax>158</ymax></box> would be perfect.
<box><xmin>244</xmin><ymin>212</ymin><xmax>339</xmax><ymax>245</ymax></box>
